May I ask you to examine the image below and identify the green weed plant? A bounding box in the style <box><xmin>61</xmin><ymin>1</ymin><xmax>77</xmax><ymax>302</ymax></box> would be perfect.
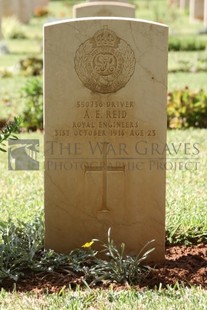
<box><xmin>168</xmin><ymin>88</ymin><xmax>207</xmax><ymax>128</ymax></box>
<box><xmin>0</xmin><ymin>220</ymin><xmax>153</xmax><ymax>285</ymax></box>
<box><xmin>20</xmin><ymin>78</ymin><xmax>43</xmax><ymax>131</ymax></box>
<box><xmin>0</xmin><ymin>117</ymin><xmax>21</xmax><ymax>152</ymax></box>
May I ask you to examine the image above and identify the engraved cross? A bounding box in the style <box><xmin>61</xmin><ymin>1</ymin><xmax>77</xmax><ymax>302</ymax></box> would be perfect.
<box><xmin>85</xmin><ymin>142</ymin><xmax>125</xmax><ymax>212</ymax></box>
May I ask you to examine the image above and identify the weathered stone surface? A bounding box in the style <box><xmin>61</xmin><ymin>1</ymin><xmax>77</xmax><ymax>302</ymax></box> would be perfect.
<box><xmin>73</xmin><ymin>2</ymin><xmax>136</xmax><ymax>18</ymax></box>
<box><xmin>44</xmin><ymin>18</ymin><xmax>168</xmax><ymax>262</ymax></box>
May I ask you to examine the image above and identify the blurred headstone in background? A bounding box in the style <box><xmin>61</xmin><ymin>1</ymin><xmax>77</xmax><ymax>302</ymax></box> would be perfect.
<box><xmin>169</xmin><ymin>0</ymin><xmax>179</xmax><ymax>7</ymax></box>
<box><xmin>0</xmin><ymin>0</ymin><xmax>3</xmax><ymax>39</ymax></box>
<box><xmin>1</xmin><ymin>0</ymin><xmax>49</xmax><ymax>24</ymax></box>
<box><xmin>2</xmin><ymin>0</ymin><xmax>19</xmax><ymax>18</ymax></box>
<box><xmin>190</xmin><ymin>0</ymin><xmax>204</xmax><ymax>22</ymax></box>
<box><xmin>32</xmin><ymin>0</ymin><xmax>49</xmax><ymax>10</ymax></box>
<box><xmin>179</xmin><ymin>0</ymin><xmax>189</xmax><ymax>10</ymax></box>
<box><xmin>18</xmin><ymin>0</ymin><xmax>32</xmax><ymax>24</ymax></box>
<box><xmin>204</xmin><ymin>0</ymin><xmax>207</xmax><ymax>27</ymax></box>
<box><xmin>73</xmin><ymin>0</ymin><xmax>136</xmax><ymax>18</ymax></box>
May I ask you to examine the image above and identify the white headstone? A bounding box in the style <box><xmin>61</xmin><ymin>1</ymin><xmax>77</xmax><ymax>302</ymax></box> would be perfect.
<box><xmin>18</xmin><ymin>0</ymin><xmax>32</xmax><ymax>24</ymax></box>
<box><xmin>44</xmin><ymin>17</ymin><xmax>168</xmax><ymax>263</ymax></box>
<box><xmin>73</xmin><ymin>2</ymin><xmax>136</xmax><ymax>18</ymax></box>
<box><xmin>169</xmin><ymin>0</ymin><xmax>179</xmax><ymax>7</ymax></box>
<box><xmin>32</xmin><ymin>0</ymin><xmax>49</xmax><ymax>10</ymax></box>
<box><xmin>0</xmin><ymin>0</ymin><xmax>3</xmax><ymax>39</ymax></box>
<box><xmin>190</xmin><ymin>0</ymin><xmax>204</xmax><ymax>21</ymax></box>
<box><xmin>204</xmin><ymin>0</ymin><xmax>207</xmax><ymax>26</ymax></box>
<box><xmin>180</xmin><ymin>0</ymin><xmax>189</xmax><ymax>10</ymax></box>
<box><xmin>2</xmin><ymin>0</ymin><xmax>19</xmax><ymax>17</ymax></box>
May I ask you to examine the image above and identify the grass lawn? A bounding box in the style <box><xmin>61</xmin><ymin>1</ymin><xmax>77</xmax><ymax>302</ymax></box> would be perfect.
<box><xmin>0</xmin><ymin>0</ymin><xmax>207</xmax><ymax>308</ymax></box>
<box><xmin>0</xmin><ymin>285</ymin><xmax>207</xmax><ymax>309</ymax></box>
<box><xmin>168</xmin><ymin>72</ymin><xmax>207</xmax><ymax>90</ymax></box>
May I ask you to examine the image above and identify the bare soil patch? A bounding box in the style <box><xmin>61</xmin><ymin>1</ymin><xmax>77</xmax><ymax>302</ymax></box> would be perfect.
<box><xmin>1</xmin><ymin>244</ymin><xmax>206</xmax><ymax>293</ymax></box>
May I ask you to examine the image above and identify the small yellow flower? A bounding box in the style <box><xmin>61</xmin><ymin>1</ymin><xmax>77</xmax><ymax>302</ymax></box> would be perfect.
<box><xmin>82</xmin><ymin>240</ymin><xmax>94</xmax><ymax>248</ymax></box>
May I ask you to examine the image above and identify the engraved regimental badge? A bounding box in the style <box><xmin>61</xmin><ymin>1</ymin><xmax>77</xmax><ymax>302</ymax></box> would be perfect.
<box><xmin>74</xmin><ymin>27</ymin><xmax>136</xmax><ymax>94</ymax></box>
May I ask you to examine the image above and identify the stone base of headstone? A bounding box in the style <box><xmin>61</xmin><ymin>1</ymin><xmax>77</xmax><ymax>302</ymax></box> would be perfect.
<box><xmin>73</xmin><ymin>2</ymin><xmax>136</xmax><ymax>18</ymax></box>
<box><xmin>190</xmin><ymin>0</ymin><xmax>204</xmax><ymax>21</ymax></box>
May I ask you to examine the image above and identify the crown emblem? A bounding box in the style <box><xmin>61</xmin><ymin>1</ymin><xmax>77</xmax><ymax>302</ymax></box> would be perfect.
<box><xmin>91</xmin><ymin>27</ymin><xmax>120</xmax><ymax>48</ymax></box>
<box><xmin>75</xmin><ymin>27</ymin><xmax>136</xmax><ymax>94</ymax></box>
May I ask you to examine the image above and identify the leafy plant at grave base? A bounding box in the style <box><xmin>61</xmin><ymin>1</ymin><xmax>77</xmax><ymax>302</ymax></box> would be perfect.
<box><xmin>83</xmin><ymin>229</ymin><xmax>154</xmax><ymax>285</ymax></box>
<box><xmin>20</xmin><ymin>78</ymin><xmax>43</xmax><ymax>131</ymax></box>
<box><xmin>0</xmin><ymin>219</ymin><xmax>154</xmax><ymax>285</ymax></box>
<box><xmin>0</xmin><ymin>217</ymin><xmax>44</xmax><ymax>282</ymax></box>
<box><xmin>168</xmin><ymin>36</ymin><xmax>207</xmax><ymax>51</ymax></box>
<box><xmin>18</xmin><ymin>57</ymin><xmax>43</xmax><ymax>77</ymax></box>
<box><xmin>0</xmin><ymin>117</ymin><xmax>21</xmax><ymax>152</ymax></box>
<box><xmin>2</xmin><ymin>17</ymin><xmax>27</xmax><ymax>40</ymax></box>
<box><xmin>167</xmin><ymin>88</ymin><xmax>207</xmax><ymax>129</ymax></box>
